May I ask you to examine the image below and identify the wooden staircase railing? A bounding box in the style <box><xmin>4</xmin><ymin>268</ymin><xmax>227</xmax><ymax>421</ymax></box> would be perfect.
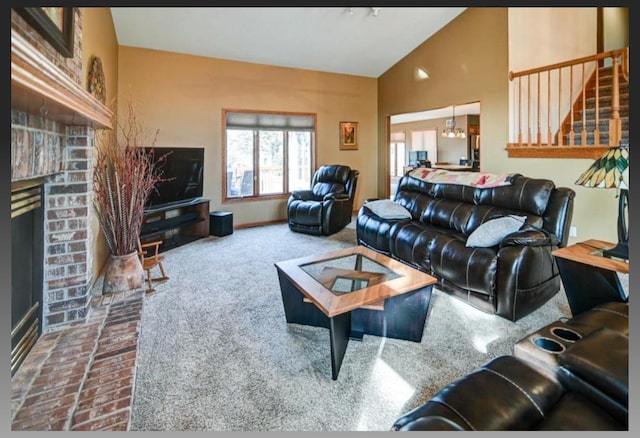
<box><xmin>507</xmin><ymin>47</ymin><xmax>629</xmax><ymax>159</ymax></box>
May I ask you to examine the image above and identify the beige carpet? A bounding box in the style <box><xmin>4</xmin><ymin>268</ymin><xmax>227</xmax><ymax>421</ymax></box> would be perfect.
<box><xmin>129</xmin><ymin>221</ymin><xmax>571</xmax><ymax>431</ymax></box>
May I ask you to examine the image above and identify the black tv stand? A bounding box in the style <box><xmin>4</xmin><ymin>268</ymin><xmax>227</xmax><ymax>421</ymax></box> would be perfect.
<box><xmin>140</xmin><ymin>198</ymin><xmax>210</xmax><ymax>253</ymax></box>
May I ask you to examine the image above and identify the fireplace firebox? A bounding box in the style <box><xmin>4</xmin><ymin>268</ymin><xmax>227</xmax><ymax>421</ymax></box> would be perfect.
<box><xmin>11</xmin><ymin>182</ymin><xmax>44</xmax><ymax>376</ymax></box>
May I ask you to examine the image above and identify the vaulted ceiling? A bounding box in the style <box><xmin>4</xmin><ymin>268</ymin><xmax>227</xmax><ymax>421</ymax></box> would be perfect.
<box><xmin>110</xmin><ymin>7</ymin><xmax>466</xmax><ymax>78</ymax></box>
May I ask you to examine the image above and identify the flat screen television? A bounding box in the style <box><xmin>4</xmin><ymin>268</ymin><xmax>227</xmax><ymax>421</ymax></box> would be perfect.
<box><xmin>143</xmin><ymin>147</ymin><xmax>204</xmax><ymax>209</ymax></box>
<box><xmin>409</xmin><ymin>150</ymin><xmax>428</xmax><ymax>166</ymax></box>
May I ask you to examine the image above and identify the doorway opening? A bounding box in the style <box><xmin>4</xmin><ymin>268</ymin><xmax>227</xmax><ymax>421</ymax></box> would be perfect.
<box><xmin>387</xmin><ymin>102</ymin><xmax>481</xmax><ymax>198</ymax></box>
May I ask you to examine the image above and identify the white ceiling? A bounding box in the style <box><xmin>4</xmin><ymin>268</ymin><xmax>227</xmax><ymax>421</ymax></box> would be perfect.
<box><xmin>110</xmin><ymin>7</ymin><xmax>466</xmax><ymax>78</ymax></box>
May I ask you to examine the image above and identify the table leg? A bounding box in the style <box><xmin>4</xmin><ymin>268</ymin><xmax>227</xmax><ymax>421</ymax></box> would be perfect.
<box><xmin>354</xmin><ymin>253</ymin><xmax>363</xmax><ymax>271</ymax></box>
<box><xmin>329</xmin><ymin>312</ymin><xmax>351</xmax><ymax>380</ymax></box>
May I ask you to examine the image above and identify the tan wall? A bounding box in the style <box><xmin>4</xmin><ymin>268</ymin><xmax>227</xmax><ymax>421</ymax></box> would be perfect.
<box><xmin>81</xmin><ymin>7</ymin><xmax>119</xmax><ymax>279</ymax></box>
<box><xmin>603</xmin><ymin>7</ymin><xmax>629</xmax><ymax>51</ymax></box>
<box><xmin>82</xmin><ymin>8</ymin><xmax>119</xmax><ymax>110</ymax></box>
<box><xmin>379</xmin><ymin>8</ymin><xmax>508</xmax><ymax>195</ymax></box>
<box><xmin>116</xmin><ymin>46</ymin><xmax>377</xmax><ymax>226</ymax></box>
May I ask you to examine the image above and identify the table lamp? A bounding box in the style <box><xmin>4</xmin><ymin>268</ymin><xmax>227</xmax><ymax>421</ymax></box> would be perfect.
<box><xmin>575</xmin><ymin>145</ymin><xmax>629</xmax><ymax>260</ymax></box>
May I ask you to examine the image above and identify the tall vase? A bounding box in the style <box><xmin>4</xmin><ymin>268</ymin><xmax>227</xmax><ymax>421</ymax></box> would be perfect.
<box><xmin>102</xmin><ymin>251</ymin><xmax>145</xmax><ymax>294</ymax></box>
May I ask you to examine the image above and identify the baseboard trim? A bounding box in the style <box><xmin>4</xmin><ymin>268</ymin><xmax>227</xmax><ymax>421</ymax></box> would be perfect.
<box><xmin>234</xmin><ymin>218</ymin><xmax>287</xmax><ymax>229</ymax></box>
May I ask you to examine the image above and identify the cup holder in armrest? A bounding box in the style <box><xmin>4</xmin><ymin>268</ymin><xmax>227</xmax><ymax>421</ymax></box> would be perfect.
<box><xmin>532</xmin><ymin>337</ymin><xmax>565</xmax><ymax>353</ymax></box>
<box><xmin>550</xmin><ymin>327</ymin><xmax>582</xmax><ymax>342</ymax></box>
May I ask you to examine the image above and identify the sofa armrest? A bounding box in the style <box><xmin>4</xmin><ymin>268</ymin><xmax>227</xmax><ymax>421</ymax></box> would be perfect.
<box><xmin>558</xmin><ymin>327</ymin><xmax>628</xmax><ymax>405</ymax></box>
<box><xmin>323</xmin><ymin>192</ymin><xmax>350</xmax><ymax>201</ymax></box>
<box><xmin>556</xmin><ymin>327</ymin><xmax>628</xmax><ymax>425</ymax></box>
<box><xmin>495</xmin><ymin>240</ymin><xmax>559</xmax><ymax>320</ymax></box>
<box><xmin>391</xmin><ymin>356</ymin><xmax>564</xmax><ymax>431</ymax></box>
<box><xmin>499</xmin><ymin>229</ymin><xmax>559</xmax><ymax>248</ymax></box>
<box><xmin>289</xmin><ymin>190</ymin><xmax>315</xmax><ymax>201</ymax></box>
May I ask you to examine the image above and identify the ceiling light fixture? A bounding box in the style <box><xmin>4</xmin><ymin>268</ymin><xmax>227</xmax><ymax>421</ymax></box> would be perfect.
<box><xmin>442</xmin><ymin>105</ymin><xmax>466</xmax><ymax>138</ymax></box>
<box><xmin>371</xmin><ymin>8</ymin><xmax>381</xmax><ymax>17</ymax></box>
<box><xmin>416</xmin><ymin>67</ymin><xmax>429</xmax><ymax>80</ymax></box>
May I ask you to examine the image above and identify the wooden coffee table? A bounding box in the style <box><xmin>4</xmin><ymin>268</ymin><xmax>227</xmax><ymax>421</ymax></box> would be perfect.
<box><xmin>275</xmin><ymin>245</ymin><xmax>437</xmax><ymax>380</ymax></box>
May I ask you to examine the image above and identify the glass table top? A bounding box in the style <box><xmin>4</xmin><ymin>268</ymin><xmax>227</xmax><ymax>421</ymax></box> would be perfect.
<box><xmin>300</xmin><ymin>254</ymin><xmax>401</xmax><ymax>295</ymax></box>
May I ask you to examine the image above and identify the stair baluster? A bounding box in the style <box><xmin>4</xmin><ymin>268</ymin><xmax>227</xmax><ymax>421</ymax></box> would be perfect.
<box><xmin>508</xmin><ymin>47</ymin><xmax>629</xmax><ymax>158</ymax></box>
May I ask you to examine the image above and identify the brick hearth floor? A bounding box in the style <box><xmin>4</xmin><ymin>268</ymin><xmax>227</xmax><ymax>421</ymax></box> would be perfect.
<box><xmin>11</xmin><ymin>289</ymin><xmax>144</xmax><ymax>431</ymax></box>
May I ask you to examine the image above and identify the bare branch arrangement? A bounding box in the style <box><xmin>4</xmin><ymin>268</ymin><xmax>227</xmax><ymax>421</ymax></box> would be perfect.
<box><xmin>93</xmin><ymin>102</ymin><xmax>167</xmax><ymax>256</ymax></box>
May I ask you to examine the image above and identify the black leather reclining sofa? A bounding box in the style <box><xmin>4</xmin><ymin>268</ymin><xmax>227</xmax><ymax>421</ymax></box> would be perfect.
<box><xmin>357</xmin><ymin>173</ymin><xmax>575</xmax><ymax>321</ymax></box>
<box><xmin>391</xmin><ymin>302</ymin><xmax>629</xmax><ymax>431</ymax></box>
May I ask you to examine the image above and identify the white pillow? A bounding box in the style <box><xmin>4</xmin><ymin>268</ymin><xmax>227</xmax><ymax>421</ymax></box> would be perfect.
<box><xmin>466</xmin><ymin>215</ymin><xmax>527</xmax><ymax>248</ymax></box>
<box><xmin>364</xmin><ymin>199</ymin><xmax>412</xmax><ymax>220</ymax></box>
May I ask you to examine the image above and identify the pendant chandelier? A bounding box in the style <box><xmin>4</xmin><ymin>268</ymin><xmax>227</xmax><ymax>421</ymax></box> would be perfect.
<box><xmin>442</xmin><ymin>105</ymin><xmax>466</xmax><ymax>138</ymax></box>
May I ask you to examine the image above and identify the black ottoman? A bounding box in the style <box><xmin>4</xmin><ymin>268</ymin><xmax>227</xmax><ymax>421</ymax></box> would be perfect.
<box><xmin>210</xmin><ymin>211</ymin><xmax>233</xmax><ymax>236</ymax></box>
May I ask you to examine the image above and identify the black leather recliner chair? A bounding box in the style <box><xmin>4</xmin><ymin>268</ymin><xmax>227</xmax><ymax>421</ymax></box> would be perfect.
<box><xmin>287</xmin><ymin>164</ymin><xmax>359</xmax><ymax>236</ymax></box>
<box><xmin>391</xmin><ymin>302</ymin><xmax>629</xmax><ymax>431</ymax></box>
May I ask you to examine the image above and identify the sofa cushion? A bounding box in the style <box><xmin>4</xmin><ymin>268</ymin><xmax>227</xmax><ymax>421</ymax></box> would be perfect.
<box><xmin>422</xmin><ymin>198</ymin><xmax>475</xmax><ymax>234</ymax></box>
<box><xmin>388</xmin><ymin>221</ymin><xmax>447</xmax><ymax>271</ymax></box>
<box><xmin>312</xmin><ymin>181</ymin><xmax>345</xmax><ymax>198</ymax></box>
<box><xmin>364</xmin><ymin>199</ymin><xmax>412</xmax><ymax>219</ymax></box>
<box><xmin>466</xmin><ymin>215</ymin><xmax>527</xmax><ymax>248</ymax></box>
<box><xmin>465</xmin><ymin>206</ymin><xmax>544</xmax><ymax>235</ymax></box>
<box><xmin>476</xmin><ymin>174</ymin><xmax>555</xmax><ymax>216</ymax></box>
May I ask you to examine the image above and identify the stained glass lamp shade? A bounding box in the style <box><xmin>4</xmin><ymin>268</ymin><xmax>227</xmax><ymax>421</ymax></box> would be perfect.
<box><xmin>575</xmin><ymin>145</ymin><xmax>629</xmax><ymax>260</ymax></box>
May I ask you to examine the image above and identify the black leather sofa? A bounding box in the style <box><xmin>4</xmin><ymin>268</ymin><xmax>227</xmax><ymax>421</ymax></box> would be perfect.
<box><xmin>357</xmin><ymin>173</ymin><xmax>575</xmax><ymax>321</ymax></box>
<box><xmin>392</xmin><ymin>302</ymin><xmax>629</xmax><ymax>431</ymax></box>
<box><xmin>287</xmin><ymin>164</ymin><xmax>359</xmax><ymax>236</ymax></box>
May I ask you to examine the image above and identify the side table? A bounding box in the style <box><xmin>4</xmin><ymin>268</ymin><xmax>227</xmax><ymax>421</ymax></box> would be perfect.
<box><xmin>552</xmin><ymin>239</ymin><xmax>628</xmax><ymax>316</ymax></box>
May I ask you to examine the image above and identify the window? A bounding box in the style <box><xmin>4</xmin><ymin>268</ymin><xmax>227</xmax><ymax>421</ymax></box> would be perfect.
<box><xmin>389</xmin><ymin>132</ymin><xmax>406</xmax><ymax>177</ymax></box>
<box><xmin>224</xmin><ymin>110</ymin><xmax>315</xmax><ymax>200</ymax></box>
<box><xmin>411</xmin><ymin>129</ymin><xmax>438</xmax><ymax>164</ymax></box>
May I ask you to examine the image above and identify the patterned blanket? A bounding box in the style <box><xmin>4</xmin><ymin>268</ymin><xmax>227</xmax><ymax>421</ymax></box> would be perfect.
<box><xmin>408</xmin><ymin>168</ymin><xmax>514</xmax><ymax>188</ymax></box>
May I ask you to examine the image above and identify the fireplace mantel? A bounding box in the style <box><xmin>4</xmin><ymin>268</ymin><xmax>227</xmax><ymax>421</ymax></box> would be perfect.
<box><xmin>11</xmin><ymin>28</ymin><xmax>112</xmax><ymax>129</ymax></box>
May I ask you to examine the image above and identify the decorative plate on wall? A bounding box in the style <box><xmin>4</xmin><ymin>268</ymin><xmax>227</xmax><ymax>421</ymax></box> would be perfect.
<box><xmin>88</xmin><ymin>56</ymin><xmax>106</xmax><ymax>104</ymax></box>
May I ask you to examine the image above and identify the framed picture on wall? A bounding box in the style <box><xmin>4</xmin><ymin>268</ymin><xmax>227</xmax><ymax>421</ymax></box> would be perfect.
<box><xmin>15</xmin><ymin>7</ymin><xmax>75</xmax><ymax>58</ymax></box>
<box><xmin>339</xmin><ymin>121</ymin><xmax>358</xmax><ymax>150</ymax></box>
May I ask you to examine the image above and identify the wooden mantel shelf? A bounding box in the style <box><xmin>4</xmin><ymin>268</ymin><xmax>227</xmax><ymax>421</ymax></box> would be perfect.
<box><xmin>11</xmin><ymin>28</ymin><xmax>112</xmax><ymax>130</ymax></box>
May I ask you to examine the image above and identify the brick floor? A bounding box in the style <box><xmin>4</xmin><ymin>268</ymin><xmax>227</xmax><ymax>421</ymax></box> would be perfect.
<box><xmin>11</xmin><ymin>290</ymin><xmax>144</xmax><ymax>431</ymax></box>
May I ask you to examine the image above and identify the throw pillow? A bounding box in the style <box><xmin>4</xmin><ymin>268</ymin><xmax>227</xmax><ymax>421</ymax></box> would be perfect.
<box><xmin>364</xmin><ymin>199</ymin><xmax>412</xmax><ymax>220</ymax></box>
<box><xmin>466</xmin><ymin>215</ymin><xmax>527</xmax><ymax>248</ymax></box>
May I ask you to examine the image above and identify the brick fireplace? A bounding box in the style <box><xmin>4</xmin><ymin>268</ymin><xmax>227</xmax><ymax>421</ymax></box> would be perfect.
<box><xmin>11</xmin><ymin>11</ymin><xmax>143</xmax><ymax>430</ymax></box>
<box><xmin>11</xmin><ymin>9</ymin><xmax>112</xmax><ymax>372</ymax></box>
<box><xmin>11</xmin><ymin>119</ymin><xmax>97</xmax><ymax>329</ymax></box>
